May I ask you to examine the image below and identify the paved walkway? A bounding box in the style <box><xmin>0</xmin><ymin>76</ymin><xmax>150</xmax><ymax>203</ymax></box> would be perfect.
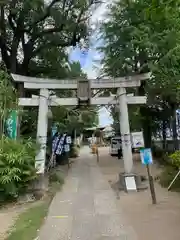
<box><xmin>38</xmin><ymin>147</ymin><xmax>137</xmax><ymax>240</ymax></box>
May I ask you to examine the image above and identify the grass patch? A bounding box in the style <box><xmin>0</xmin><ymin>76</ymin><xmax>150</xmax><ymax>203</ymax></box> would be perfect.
<box><xmin>5</xmin><ymin>201</ymin><xmax>50</xmax><ymax>240</ymax></box>
<box><xmin>159</xmin><ymin>165</ymin><xmax>180</xmax><ymax>191</ymax></box>
<box><xmin>6</xmin><ymin>170</ymin><xmax>66</xmax><ymax>240</ymax></box>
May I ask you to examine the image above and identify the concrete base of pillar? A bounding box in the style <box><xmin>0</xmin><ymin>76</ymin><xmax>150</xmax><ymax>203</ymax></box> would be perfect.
<box><xmin>119</xmin><ymin>172</ymin><xmax>148</xmax><ymax>192</ymax></box>
<box><xmin>32</xmin><ymin>174</ymin><xmax>49</xmax><ymax>200</ymax></box>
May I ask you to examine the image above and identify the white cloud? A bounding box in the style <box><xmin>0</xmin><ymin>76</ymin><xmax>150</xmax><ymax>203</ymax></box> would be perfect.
<box><xmin>90</xmin><ymin>1</ymin><xmax>108</xmax><ymax>24</ymax></box>
<box><xmin>98</xmin><ymin>107</ymin><xmax>113</xmax><ymax>127</ymax></box>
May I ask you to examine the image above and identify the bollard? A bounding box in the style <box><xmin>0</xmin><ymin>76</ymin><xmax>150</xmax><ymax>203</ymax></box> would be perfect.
<box><xmin>96</xmin><ymin>147</ymin><xmax>99</xmax><ymax>163</ymax></box>
<box><xmin>146</xmin><ymin>164</ymin><xmax>157</xmax><ymax>204</ymax></box>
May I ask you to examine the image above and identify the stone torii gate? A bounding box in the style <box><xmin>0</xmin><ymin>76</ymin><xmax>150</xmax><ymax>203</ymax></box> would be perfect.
<box><xmin>12</xmin><ymin>73</ymin><xmax>150</xmax><ymax>191</ymax></box>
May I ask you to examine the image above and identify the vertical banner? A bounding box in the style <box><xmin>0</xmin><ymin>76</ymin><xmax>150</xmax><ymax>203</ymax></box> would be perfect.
<box><xmin>5</xmin><ymin>110</ymin><xmax>18</xmax><ymax>139</ymax></box>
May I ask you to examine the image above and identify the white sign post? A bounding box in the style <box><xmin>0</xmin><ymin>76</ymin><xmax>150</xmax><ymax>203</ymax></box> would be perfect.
<box><xmin>140</xmin><ymin>148</ymin><xmax>157</xmax><ymax>204</ymax></box>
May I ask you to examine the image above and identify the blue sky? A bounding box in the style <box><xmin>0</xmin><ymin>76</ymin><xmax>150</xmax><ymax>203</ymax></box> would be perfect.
<box><xmin>69</xmin><ymin>2</ymin><xmax>113</xmax><ymax>127</ymax></box>
<box><xmin>69</xmin><ymin>41</ymin><xmax>112</xmax><ymax>127</ymax></box>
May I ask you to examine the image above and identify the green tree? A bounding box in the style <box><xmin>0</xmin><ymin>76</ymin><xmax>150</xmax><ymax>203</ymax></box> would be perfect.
<box><xmin>0</xmin><ymin>0</ymin><xmax>99</xmax><ymax>74</ymax></box>
<box><xmin>99</xmin><ymin>0</ymin><xmax>180</xmax><ymax>149</ymax></box>
<box><xmin>0</xmin><ymin>0</ymin><xmax>100</xmax><ymax>137</ymax></box>
<box><xmin>144</xmin><ymin>1</ymin><xmax>180</xmax><ymax>149</ymax></box>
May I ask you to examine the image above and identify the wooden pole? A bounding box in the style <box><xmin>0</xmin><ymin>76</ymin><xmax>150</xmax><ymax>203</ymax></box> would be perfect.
<box><xmin>96</xmin><ymin>146</ymin><xmax>99</xmax><ymax>163</ymax></box>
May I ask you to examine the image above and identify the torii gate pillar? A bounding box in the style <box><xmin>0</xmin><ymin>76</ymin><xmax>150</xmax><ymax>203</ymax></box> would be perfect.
<box><xmin>35</xmin><ymin>89</ymin><xmax>49</xmax><ymax>173</ymax></box>
<box><xmin>118</xmin><ymin>87</ymin><xmax>133</xmax><ymax>174</ymax></box>
<box><xmin>117</xmin><ymin>88</ymin><xmax>146</xmax><ymax>191</ymax></box>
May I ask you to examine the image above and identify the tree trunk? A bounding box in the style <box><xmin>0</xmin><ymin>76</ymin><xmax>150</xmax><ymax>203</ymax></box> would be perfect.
<box><xmin>138</xmin><ymin>82</ymin><xmax>152</xmax><ymax>148</ymax></box>
<box><xmin>162</xmin><ymin>120</ymin><xmax>167</xmax><ymax>150</ymax></box>
<box><xmin>0</xmin><ymin>7</ymin><xmax>10</xmax><ymax>69</ymax></box>
<box><xmin>141</xmin><ymin>108</ymin><xmax>152</xmax><ymax>148</ymax></box>
<box><xmin>172</xmin><ymin>108</ymin><xmax>178</xmax><ymax>151</ymax></box>
<box><xmin>16</xmin><ymin>83</ymin><xmax>24</xmax><ymax>137</ymax></box>
<box><xmin>0</xmin><ymin>115</ymin><xmax>4</xmax><ymax>136</ymax></box>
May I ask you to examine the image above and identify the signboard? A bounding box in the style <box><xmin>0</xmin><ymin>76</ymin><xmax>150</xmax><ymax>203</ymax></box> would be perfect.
<box><xmin>125</xmin><ymin>176</ymin><xmax>137</xmax><ymax>191</ymax></box>
<box><xmin>5</xmin><ymin>110</ymin><xmax>18</xmax><ymax>139</ymax></box>
<box><xmin>131</xmin><ymin>131</ymin><xmax>144</xmax><ymax>148</ymax></box>
<box><xmin>140</xmin><ymin>148</ymin><xmax>153</xmax><ymax>165</ymax></box>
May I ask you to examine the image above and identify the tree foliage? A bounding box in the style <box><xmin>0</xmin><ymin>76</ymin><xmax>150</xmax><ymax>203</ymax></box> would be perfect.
<box><xmin>99</xmin><ymin>0</ymin><xmax>180</xmax><ymax>148</ymax></box>
<box><xmin>0</xmin><ymin>0</ymin><xmax>100</xmax><ymax>74</ymax></box>
<box><xmin>0</xmin><ymin>0</ymin><xmax>102</xmax><ymax>136</ymax></box>
<box><xmin>0</xmin><ymin>137</ymin><xmax>38</xmax><ymax>201</ymax></box>
<box><xmin>0</xmin><ymin>66</ymin><xmax>17</xmax><ymax>134</ymax></box>
<box><xmin>51</xmin><ymin>106</ymin><xmax>99</xmax><ymax>136</ymax></box>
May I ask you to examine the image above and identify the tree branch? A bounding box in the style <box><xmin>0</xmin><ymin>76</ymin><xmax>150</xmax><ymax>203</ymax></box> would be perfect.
<box><xmin>8</xmin><ymin>14</ymin><xmax>16</xmax><ymax>31</ymax></box>
<box><xmin>21</xmin><ymin>38</ymin><xmax>35</xmax><ymax>73</ymax></box>
<box><xmin>21</xmin><ymin>34</ymin><xmax>26</xmax><ymax>52</ymax></box>
<box><xmin>0</xmin><ymin>36</ymin><xmax>10</xmax><ymax>68</ymax></box>
<box><xmin>29</xmin><ymin>0</ymin><xmax>77</xmax><ymax>38</ymax></box>
<box><xmin>32</xmin><ymin>39</ymin><xmax>74</xmax><ymax>56</ymax></box>
<box><xmin>25</xmin><ymin>0</ymin><xmax>101</xmax><ymax>66</ymax></box>
<box><xmin>30</xmin><ymin>0</ymin><xmax>97</xmax><ymax>39</ymax></box>
<box><xmin>92</xmin><ymin>89</ymin><xmax>104</xmax><ymax>97</ymax></box>
<box><xmin>34</xmin><ymin>25</ymin><xmax>65</xmax><ymax>36</ymax></box>
<box><xmin>30</xmin><ymin>2</ymin><xmax>86</xmax><ymax>53</ymax></box>
<box><xmin>0</xmin><ymin>6</ymin><xmax>10</xmax><ymax>68</ymax></box>
<box><xmin>9</xmin><ymin>0</ymin><xmax>18</xmax><ymax>8</ymax></box>
<box><xmin>31</xmin><ymin>0</ymin><xmax>61</xmax><ymax>27</ymax></box>
<box><xmin>7</xmin><ymin>0</ymin><xmax>19</xmax><ymax>31</ymax></box>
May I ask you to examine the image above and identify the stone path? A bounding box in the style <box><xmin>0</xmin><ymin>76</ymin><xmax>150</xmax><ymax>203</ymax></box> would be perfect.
<box><xmin>38</xmin><ymin>147</ymin><xmax>137</xmax><ymax>240</ymax></box>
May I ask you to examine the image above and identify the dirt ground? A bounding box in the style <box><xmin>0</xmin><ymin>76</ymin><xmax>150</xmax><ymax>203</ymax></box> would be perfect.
<box><xmin>98</xmin><ymin>147</ymin><xmax>180</xmax><ymax>240</ymax></box>
<box><xmin>0</xmin><ymin>165</ymin><xmax>68</xmax><ymax>240</ymax></box>
<box><xmin>0</xmin><ymin>204</ymin><xmax>26</xmax><ymax>239</ymax></box>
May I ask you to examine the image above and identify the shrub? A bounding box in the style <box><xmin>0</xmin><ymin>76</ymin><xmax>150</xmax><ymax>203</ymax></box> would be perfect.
<box><xmin>49</xmin><ymin>172</ymin><xmax>64</xmax><ymax>185</ymax></box>
<box><xmin>159</xmin><ymin>166</ymin><xmax>180</xmax><ymax>190</ymax></box>
<box><xmin>151</xmin><ymin>145</ymin><xmax>165</xmax><ymax>158</ymax></box>
<box><xmin>151</xmin><ymin>145</ymin><xmax>170</xmax><ymax>165</ymax></box>
<box><xmin>0</xmin><ymin>137</ymin><xmax>38</xmax><ymax>201</ymax></box>
<box><xmin>159</xmin><ymin>151</ymin><xmax>180</xmax><ymax>190</ymax></box>
<box><xmin>69</xmin><ymin>145</ymin><xmax>79</xmax><ymax>158</ymax></box>
<box><xmin>169</xmin><ymin>151</ymin><xmax>180</xmax><ymax>168</ymax></box>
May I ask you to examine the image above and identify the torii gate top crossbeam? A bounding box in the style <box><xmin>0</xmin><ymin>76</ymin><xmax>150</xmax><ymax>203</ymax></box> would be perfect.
<box><xmin>19</xmin><ymin>96</ymin><xmax>147</xmax><ymax>106</ymax></box>
<box><xmin>11</xmin><ymin>73</ymin><xmax>150</xmax><ymax>89</ymax></box>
